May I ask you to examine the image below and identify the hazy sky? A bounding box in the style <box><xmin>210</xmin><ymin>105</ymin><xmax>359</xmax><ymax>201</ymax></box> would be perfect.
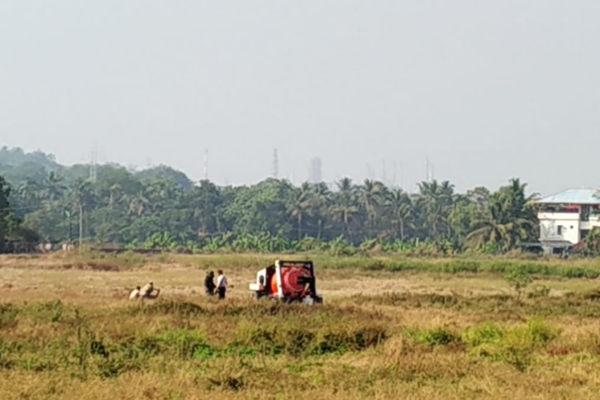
<box><xmin>1</xmin><ymin>1</ymin><xmax>600</xmax><ymax>195</ymax></box>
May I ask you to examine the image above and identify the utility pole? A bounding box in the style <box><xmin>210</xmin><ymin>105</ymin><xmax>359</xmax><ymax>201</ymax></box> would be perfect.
<box><xmin>425</xmin><ymin>156</ymin><xmax>430</xmax><ymax>182</ymax></box>
<box><xmin>78</xmin><ymin>204</ymin><xmax>83</xmax><ymax>250</ymax></box>
<box><xmin>65</xmin><ymin>211</ymin><xmax>72</xmax><ymax>244</ymax></box>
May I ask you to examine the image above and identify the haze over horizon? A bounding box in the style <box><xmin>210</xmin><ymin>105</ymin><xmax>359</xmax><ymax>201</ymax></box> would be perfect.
<box><xmin>2</xmin><ymin>1</ymin><xmax>600</xmax><ymax>195</ymax></box>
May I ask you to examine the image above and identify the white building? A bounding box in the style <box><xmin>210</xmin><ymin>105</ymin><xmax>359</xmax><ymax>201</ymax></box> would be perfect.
<box><xmin>536</xmin><ymin>189</ymin><xmax>600</xmax><ymax>251</ymax></box>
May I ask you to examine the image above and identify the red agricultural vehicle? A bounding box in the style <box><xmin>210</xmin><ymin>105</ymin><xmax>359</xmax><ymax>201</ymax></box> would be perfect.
<box><xmin>249</xmin><ymin>260</ymin><xmax>323</xmax><ymax>305</ymax></box>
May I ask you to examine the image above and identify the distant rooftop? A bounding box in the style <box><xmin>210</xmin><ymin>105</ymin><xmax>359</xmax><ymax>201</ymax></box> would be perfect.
<box><xmin>536</xmin><ymin>189</ymin><xmax>600</xmax><ymax>205</ymax></box>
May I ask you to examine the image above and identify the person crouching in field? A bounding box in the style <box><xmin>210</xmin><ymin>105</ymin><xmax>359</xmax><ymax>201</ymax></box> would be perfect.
<box><xmin>205</xmin><ymin>271</ymin><xmax>216</xmax><ymax>296</ymax></box>
<box><xmin>129</xmin><ymin>286</ymin><xmax>141</xmax><ymax>300</ymax></box>
<box><xmin>216</xmin><ymin>270</ymin><xmax>228</xmax><ymax>300</ymax></box>
<box><xmin>129</xmin><ymin>282</ymin><xmax>160</xmax><ymax>300</ymax></box>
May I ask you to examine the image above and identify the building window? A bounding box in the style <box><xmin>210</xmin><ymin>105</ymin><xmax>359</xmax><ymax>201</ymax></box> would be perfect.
<box><xmin>581</xmin><ymin>206</ymin><xmax>591</xmax><ymax>222</ymax></box>
<box><xmin>557</xmin><ymin>226</ymin><xmax>563</xmax><ymax>235</ymax></box>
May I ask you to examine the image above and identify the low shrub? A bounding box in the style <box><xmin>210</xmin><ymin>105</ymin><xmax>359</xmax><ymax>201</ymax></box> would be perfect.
<box><xmin>411</xmin><ymin>327</ymin><xmax>460</xmax><ymax>347</ymax></box>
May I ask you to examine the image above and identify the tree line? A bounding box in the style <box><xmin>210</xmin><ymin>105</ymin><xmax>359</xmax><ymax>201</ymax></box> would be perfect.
<box><xmin>0</xmin><ymin>147</ymin><xmax>539</xmax><ymax>254</ymax></box>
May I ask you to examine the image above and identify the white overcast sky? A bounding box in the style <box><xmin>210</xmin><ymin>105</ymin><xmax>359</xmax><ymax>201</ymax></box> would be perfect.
<box><xmin>1</xmin><ymin>1</ymin><xmax>600</xmax><ymax>194</ymax></box>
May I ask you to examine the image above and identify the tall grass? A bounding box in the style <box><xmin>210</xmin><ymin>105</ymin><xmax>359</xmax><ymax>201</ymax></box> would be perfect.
<box><xmin>12</xmin><ymin>251</ymin><xmax>600</xmax><ymax>280</ymax></box>
<box><xmin>3</xmin><ymin>294</ymin><xmax>600</xmax><ymax>399</ymax></box>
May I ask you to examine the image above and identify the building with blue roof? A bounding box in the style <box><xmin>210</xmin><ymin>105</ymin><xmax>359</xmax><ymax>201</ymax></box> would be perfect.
<box><xmin>535</xmin><ymin>188</ymin><xmax>600</xmax><ymax>250</ymax></box>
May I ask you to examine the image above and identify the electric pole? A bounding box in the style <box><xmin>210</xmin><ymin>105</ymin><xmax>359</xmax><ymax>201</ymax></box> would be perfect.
<box><xmin>79</xmin><ymin>204</ymin><xmax>83</xmax><ymax>250</ymax></box>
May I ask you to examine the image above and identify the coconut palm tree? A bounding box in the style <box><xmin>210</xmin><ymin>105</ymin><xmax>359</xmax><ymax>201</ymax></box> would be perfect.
<box><xmin>309</xmin><ymin>182</ymin><xmax>331</xmax><ymax>239</ymax></box>
<box><xmin>109</xmin><ymin>184</ymin><xmax>122</xmax><ymax>208</ymax></box>
<box><xmin>288</xmin><ymin>183</ymin><xmax>313</xmax><ymax>239</ymax></box>
<box><xmin>332</xmin><ymin>178</ymin><xmax>359</xmax><ymax>241</ymax></box>
<box><xmin>43</xmin><ymin>172</ymin><xmax>66</xmax><ymax>202</ymax></box>
<box><xmin>467</xmin><ymin>179</ymin><xmax>538</xmax><ymax>250</ymax></box>
<box><xmin>385</xmin><ymin>188</ymin><xmax>413</xmax><ymax>240</ymax></box>
<box><xmin>16</xmin><ymin>179</ymin><xmax>41</xmax><ymax>213</ymax></box>
<box><xmin>466</xmin><ymin>202</ymin><xmax>533</xmax><ymax>251</ymax></box>
<box><xmin>125</xmin><ymin>190</ymin><xmax>149</xmax><ymax>217</ymax></box>
<box><xmin>359</xmin><ymin>179</ymin><xmax>385</xmax><ymax>237</ymax></box>
<box><xmin>417</xmin><ymin>180</ymin><xmax>455</xmax><ymax>237</ymax></box>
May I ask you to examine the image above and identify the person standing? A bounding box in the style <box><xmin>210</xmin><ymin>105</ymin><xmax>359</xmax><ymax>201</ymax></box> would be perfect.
<box><xmin>216</xmin><ymin>270</ymin><xmax>228</xmax><ymax>300</ymax></box>
<box><xmin>204</xmin><ymin>271</ymin><xmax>216</xmax><ymax>296</ymax></box>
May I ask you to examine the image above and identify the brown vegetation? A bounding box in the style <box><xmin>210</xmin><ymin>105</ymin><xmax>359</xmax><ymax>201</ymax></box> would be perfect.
<box><xmin>2</xmin><ymin>253</ymin><xmax>600</xmax><ymax>399</ymax></box>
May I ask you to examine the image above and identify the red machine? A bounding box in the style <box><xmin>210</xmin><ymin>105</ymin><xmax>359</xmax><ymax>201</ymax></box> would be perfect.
<box><xmin>249</xmin><ymin>260</ymin><xmax>322</xmax><ymax>304</ymax></box>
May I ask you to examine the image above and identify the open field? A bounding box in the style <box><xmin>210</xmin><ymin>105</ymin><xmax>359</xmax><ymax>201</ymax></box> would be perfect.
<box><xmin>3</xmin><ymin>252</ymin><xmax>600</xmax><ymax>399</ymax></box>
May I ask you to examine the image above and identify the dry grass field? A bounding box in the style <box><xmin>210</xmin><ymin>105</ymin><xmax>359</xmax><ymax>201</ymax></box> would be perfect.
<box><xmin>2</xmin><ymin>252</ymin><xmax>600</xmax><ymax>399</ymax></box>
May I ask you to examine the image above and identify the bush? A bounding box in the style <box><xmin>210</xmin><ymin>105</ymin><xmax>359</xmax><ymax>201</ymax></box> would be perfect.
<box><xmin>463</xmin><ymin>319</ymin><xmax>559</xmax><ymax>372</ymax></box>
<box><xmin>504</xmin><ymin>268</ymin><xmax>532</xmax><ymax>297</ymax></box>
<box><xmin>461</xmin><ymin>323</ymin><xmax>504</xmax><ymax>347</ymax></box>
<box><xmin>412</xmin><ymin>327</ymin><xmax>460</xmax><ymax>347</ymax></box>
<box><xmin>234</xmin><ymin>322</ymin><xmax>386</xmax><ymax>357</ymax></box>
<box><xmin>0</xmin><ymin>304</ymin><xmax>18</xmax><ymax>329</ymax></box>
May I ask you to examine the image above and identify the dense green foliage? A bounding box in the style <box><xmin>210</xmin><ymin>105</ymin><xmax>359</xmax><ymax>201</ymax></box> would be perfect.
<box><xmin>0</xmin><ymin>147</ymin><xmax>538</xmax><ymax>252</ymax></box>
<box><xmin>0</xmin><ymin>174</ymin><xmax>38</xmax><ymax>252</ymax></box>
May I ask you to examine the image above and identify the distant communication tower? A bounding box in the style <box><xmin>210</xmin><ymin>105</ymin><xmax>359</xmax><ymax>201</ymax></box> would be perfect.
<box><xmin>308</xmin><ymin>157</ymin><xmax>322</xmax><ymax>183</ymax></box>
<box><xmin>272</xmin><ymin>148</ymin><xmax>279</xmax><ymax>179</ymax></box>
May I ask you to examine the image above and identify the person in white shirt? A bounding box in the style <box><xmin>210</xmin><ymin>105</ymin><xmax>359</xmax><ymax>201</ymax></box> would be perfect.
<box><xmin>133</xmin><ymin>282</ymin><xmax>161</xmax><ymax>300</ymax></box>
<box><xmin>216</xmin><ymin>270</ymin><xmax>228</xmax><ymax>300</ymax></box>
<box><xmin>129</xmin><ymin>286</ymin><xmax>141</xmax><ymax>300</ymax></box>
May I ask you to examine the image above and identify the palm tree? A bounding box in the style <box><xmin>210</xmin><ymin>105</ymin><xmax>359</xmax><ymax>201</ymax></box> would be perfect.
<box><xmin>126</xmin><ymin>190</ymin><xmax>149</xmax><ymax>216</ymax></box>
<box><xmin>418</xmin><ymin>180</ymin><xmax>455</xmax><ymax>238</ymax></box>
<box><xmin>43</xmin><ymin>172</ymin><xmax>66</xmax><ymax>202</ymax></box>
<box><xmin>466</xmin><ymin>186</ymin><xmax>491</xmax><ymax>211</ymax></box>
<box><xmin>332</xmin><ymin>178</ymin><xmax>359</xmax><ymax>241</ymax></box>
<box><xmin>109</xmin><ymin>184</ymin><xmax>122</xmax><ymax>208</ymax></box>
<box><xmin>17</xmin><ymin>179</ymin><xmax>40</xmax><ymax>210</ymax></box>
<box><xmin>468</xmin><ymin>178</ymin><xmax>538</xmax><ymax>248</ymax></box>
<box><xmin>359</xmin><ymin>179</ymin><xmax>385</xmax><ymax>237</ymax></box>
<box><xmin>309</xmin><ymin>182</ymin><xmax>331</xmax><ymax>239</ymax></box>
<box><xmin>466</xmin><ymin>202</ymin><xmax>533</xmax><ymax>251</ymax></box>
<box><xmin>288</xmin><ymin>183</ymin><xmax>312</xmax><ymax>239</ymax></box>
<box><xmin>385</xmin><ymin>188</ymin><xmax>413</xmax><ymax>240</ymax></box>
<box><xmin>336</xmin><ymin>178</ymin><xmax>355</xmax><ymax>194</ymax></box>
